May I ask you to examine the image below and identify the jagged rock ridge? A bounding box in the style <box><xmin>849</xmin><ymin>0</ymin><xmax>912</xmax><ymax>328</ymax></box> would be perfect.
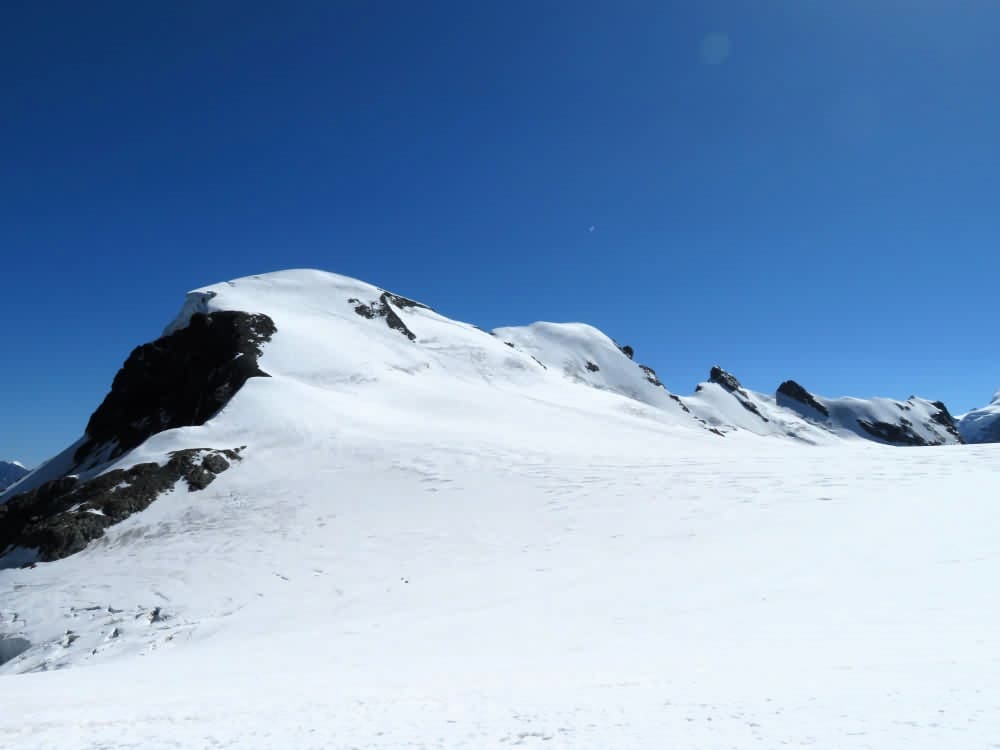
<box><xmin>774</xmin><ymin>379</ymin><xmax>962</xmax><ymax>446</ymax></box>
<box><xmin>76</xmin><ymin>311</ymin><xmax>275</xmax><ymax>467</ymax></box>
<box><xmin>349</xmin><ymin>292</ymin><xmax>429</xmax><ymax>341</ymax></box>
<box><xmin>0</xmin><ymin>448</ymin><xmax>242</xmax><ymax>566</ymax></box>
<box><xmin>777</xmin><ymin>380</ymin><xmax>830</xmax><ymax>417</ymax></box>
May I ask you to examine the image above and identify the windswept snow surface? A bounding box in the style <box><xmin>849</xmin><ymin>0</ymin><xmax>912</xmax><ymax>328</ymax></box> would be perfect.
<box><xmin>2</xmin><ymin>270</ymin><xmax>999</xmax><ymax>748</ymax></box>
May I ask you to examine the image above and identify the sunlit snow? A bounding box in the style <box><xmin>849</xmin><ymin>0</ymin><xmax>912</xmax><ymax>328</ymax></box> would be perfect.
<box><xmin>2</xmin><ymin>270</ymin><xmax>997</xmax><ymax>749</ymax></box>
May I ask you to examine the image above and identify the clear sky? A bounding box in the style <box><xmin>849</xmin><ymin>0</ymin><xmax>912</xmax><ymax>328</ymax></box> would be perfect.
<box><xmin>3</xmin><ymin>2</ymin><xmax>999</xmax><ymax>465</ymax></box>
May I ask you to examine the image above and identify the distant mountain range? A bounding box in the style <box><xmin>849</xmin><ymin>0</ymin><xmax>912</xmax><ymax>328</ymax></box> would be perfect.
<box><xmin>957</xmin><ymin>391</ymin><xmax>1000</xmax><ymax>443</ymax></box>
<box><xmin>0</xmin><ymin>461</ymin><xmax>28</xmax><ymax>493</ymax></box>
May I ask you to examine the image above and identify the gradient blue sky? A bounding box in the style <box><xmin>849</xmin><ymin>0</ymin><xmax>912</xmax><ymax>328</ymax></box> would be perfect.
<box><xmin>3</xmin><ymin>2</ymin><xmax>999</xmax><ymax>465</ymax></box>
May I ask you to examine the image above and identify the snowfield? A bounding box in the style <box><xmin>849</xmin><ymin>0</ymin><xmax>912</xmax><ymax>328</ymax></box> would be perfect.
<box><xmin>2</xmin><ymin>270</ymin><xmax>999</xmax><ymax>749</ymax></box>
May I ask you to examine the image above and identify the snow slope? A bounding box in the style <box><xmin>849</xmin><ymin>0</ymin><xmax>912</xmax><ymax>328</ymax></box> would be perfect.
<box><xmin>493</xmin><ymin>322</ymin><xmax>692</xmax><ymax>420</ymax></box>
<box><xmin>2</xmin><ymin>269</ymin><xmax>998</xmax><ymax>748</ymax></box>
<box><xmin>958</xmin><ymin>390</ymin><xmax>1000</xmax><ymax>443</ymax></box>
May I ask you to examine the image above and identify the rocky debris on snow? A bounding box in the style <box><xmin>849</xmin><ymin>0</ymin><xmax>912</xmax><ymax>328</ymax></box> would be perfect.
<box><xmin>0</xmin><ymin>448</ymin><xmax>243</xmax><ymax>565</ymax></box>
<box><xmin>349</xmin><ymin>292</ymin><xmax>428</xmax><ymax>341</ymax></box>
<box><xmin>776</xmin><ymin>380</ymin><xmax>830</xmax><ymax>418</ymax></box>
<box><xmin>585</xmin><ymin>361</ymin><xmax>600</xmax><ymax>373</ymax></box>
<box><xmin>75</xmin><ymin>311</ymin><xmax>275</xmax><ymax>468</ymax></box>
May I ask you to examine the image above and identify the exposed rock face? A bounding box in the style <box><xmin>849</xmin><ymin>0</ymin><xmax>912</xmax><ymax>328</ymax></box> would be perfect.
<box><xmin>585</xmin><ymin>361</ymin><xmax>600</xmax><ymax>373</ymax></box>
<box><xmin>349</xmin><ymin>292</ymin><xmax>428</xmax><ymax>341</ymax></box>
<box><xmin>855</xmin><ymin>420</ymin><xmax>928</xmax><ymax>447</ymax></box>
<box><xmin>0</xmin><ymin>448</ymin><xmax>242</xmax><ymax>565</ymax></box>
<box><xmin>958</xmin><ymin>393</ymin><xmax>1000</xmax><ymax>444</ymax></box>
<box><xmin>928</xmin><ymin>401</ymin><xmax>963</xmax><ymax>441</ymax></box>
<box><xmin>668</xmin><ymin>393</ymin><xmax>691</xmax><ymax>413</ymax></box>
<box><xmin>0</xmin><ymin>636</ymin><xmax>31</xmax><ymax>667</ymax></box>
<box><xmin>709</xmin><ymin>366</ymin><xmax>743</xmax><ymax>394</ymax></box>
<box><xmin>707</xmin><ymin>367</ymin><xmax>769</xmax><ymax>422</ymax></box>
<box><xmin>856</xmin><ymin>401</ymin><xmax>962</xmax><ymax>446</ymax></box>
<box><xmin>75</xmin><ymin>312</ymin><xmax>275</xmax><ymax>467</ymax></box>
<box><xmin>638</xmin><ymin>364</ymin><xmax>663</xmax><ymax>387</ymax></box>
<box><xmin>0</xmin><ymin>461</ymin><xmax>29</xmax><ymax>493</ymax></box>
<box><xmin>618</xmin><ymin>344</ymin><xmax>634</xmax><ymax>360</ymax></box>
<box><xmin>776</xmin><ymin>380</ymin><xmax>830</xmax><ymax>417</ymax></box>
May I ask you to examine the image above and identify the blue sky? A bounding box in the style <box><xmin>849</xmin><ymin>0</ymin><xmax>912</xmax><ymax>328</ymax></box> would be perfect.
<box><xmin>3</xmin><ymin>2</ymin><xmax>999</xmax><ymax>465</ymax></box>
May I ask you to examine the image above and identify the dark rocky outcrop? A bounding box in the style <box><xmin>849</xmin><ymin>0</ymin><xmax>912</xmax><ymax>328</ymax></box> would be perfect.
<box><xmin>856</xmin><ymin>399</ymin><xmax>962</xmax><ymax>446</ymax></box>
<box><xmin>75</xmin><ymin>312</ymin><xmax>275</xmax><ymax>467</ymax></box>
<box><xmin>0</xmin><ymin>636</ymin><xmax>31</xmax><ymax>667</ymax></box>
<box><xmin>929</xmin><ymin>401</ymin><xmax>962</xmax><ymax>441</ymax></box>
<box><xmin>350</xmin><ymin>292</ymin><xmax>428</xmax><ymax>341</ymax></box>
<box><xmin>585</xmin><ymin>361</ymin><xmax>600</xmax><ymax>373</ymax></box>
<box><xmin>638</xmin><ymin>364</ymin><xmax>663</xmax><ymax>387</ymax></box>
<box><xmin>709</xmin><ymin>366</ymin><xmax>743</xmax><ymax>394</ymax></box>
<box><xmin>776</xmin><ymin>380</ymin><xmax>830</xmax><ymax>418</ymax></box>
<box><xmin>618</xmin><ymin>344</ymin><xmax>634</xmax><ymax>360</ymax></box>
<box><xmin>855</xmin><ymin>420</ymin><xmax>929</xmax><ymax>447</ymax></box>
<box><xmin>706</xmin><ymin>367</ymin><xmax>769</xmax><ymax>422</ymax></box>
<box><xmin>668</xmin><ymin>393</ymin><xmax>691</xmax><ymax>414</ymax></box>
<box><xmin>0</xmin><ymin>448</ymin><xmax>242</xmax><ymax>565</ymax></box>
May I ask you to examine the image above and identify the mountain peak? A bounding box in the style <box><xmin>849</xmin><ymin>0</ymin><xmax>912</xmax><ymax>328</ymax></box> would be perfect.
<box><xmin>708</xmin><ymin>366</ymin><xmax>744</xmax><ymax>394</ymax></box>
<box><xmin>776</xmin><ymin>380</ymin><xmax>831</xmax><ymax>418</ymax></box>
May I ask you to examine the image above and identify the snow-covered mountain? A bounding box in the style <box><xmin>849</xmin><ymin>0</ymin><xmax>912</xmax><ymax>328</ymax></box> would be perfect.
<box><xmin>670</xmin><ymin>367</ymin><xmax>962</xmax><ymax>447</ymax></box>
<box><xmin>957</xmin><ymin>390</ymin><xmax>1000</xmax><ymax>443</ymax></box>
<box><xmin>0</xmin><ymin>269</ymin><xmax>970</xmax><ymax>568</ymax></box>
<box><xmin>0</xmin><ymin>460</ymin><xmax>28</xmax><ymax>492</ymax></box>
<box><xmin>3</xmin><ymin>269</ymin><xmax>998</xmax><ymax>749</ymax></box>
<box><xmin>774</xmin><ymin>378</ymin><xmax>963</xmax><ymax>445</ymax></box>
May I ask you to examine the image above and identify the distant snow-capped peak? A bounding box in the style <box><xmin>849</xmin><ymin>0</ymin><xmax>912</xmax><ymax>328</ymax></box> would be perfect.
<box><xmin>0</xmin><ymin>460</ymin><xmax>30</xmax><ymax>492</ymax></box>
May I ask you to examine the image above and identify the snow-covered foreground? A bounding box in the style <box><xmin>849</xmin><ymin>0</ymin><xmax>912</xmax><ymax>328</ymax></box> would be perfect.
<box><xmin>3</xmin><ymin>270</ymin><xmax>999</xmax><ymax>748</ymax></box>
<box><xmin>3</xmin><ymin>432</ymin><xmax>1000</xmax><ymax>748</ymax></box>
